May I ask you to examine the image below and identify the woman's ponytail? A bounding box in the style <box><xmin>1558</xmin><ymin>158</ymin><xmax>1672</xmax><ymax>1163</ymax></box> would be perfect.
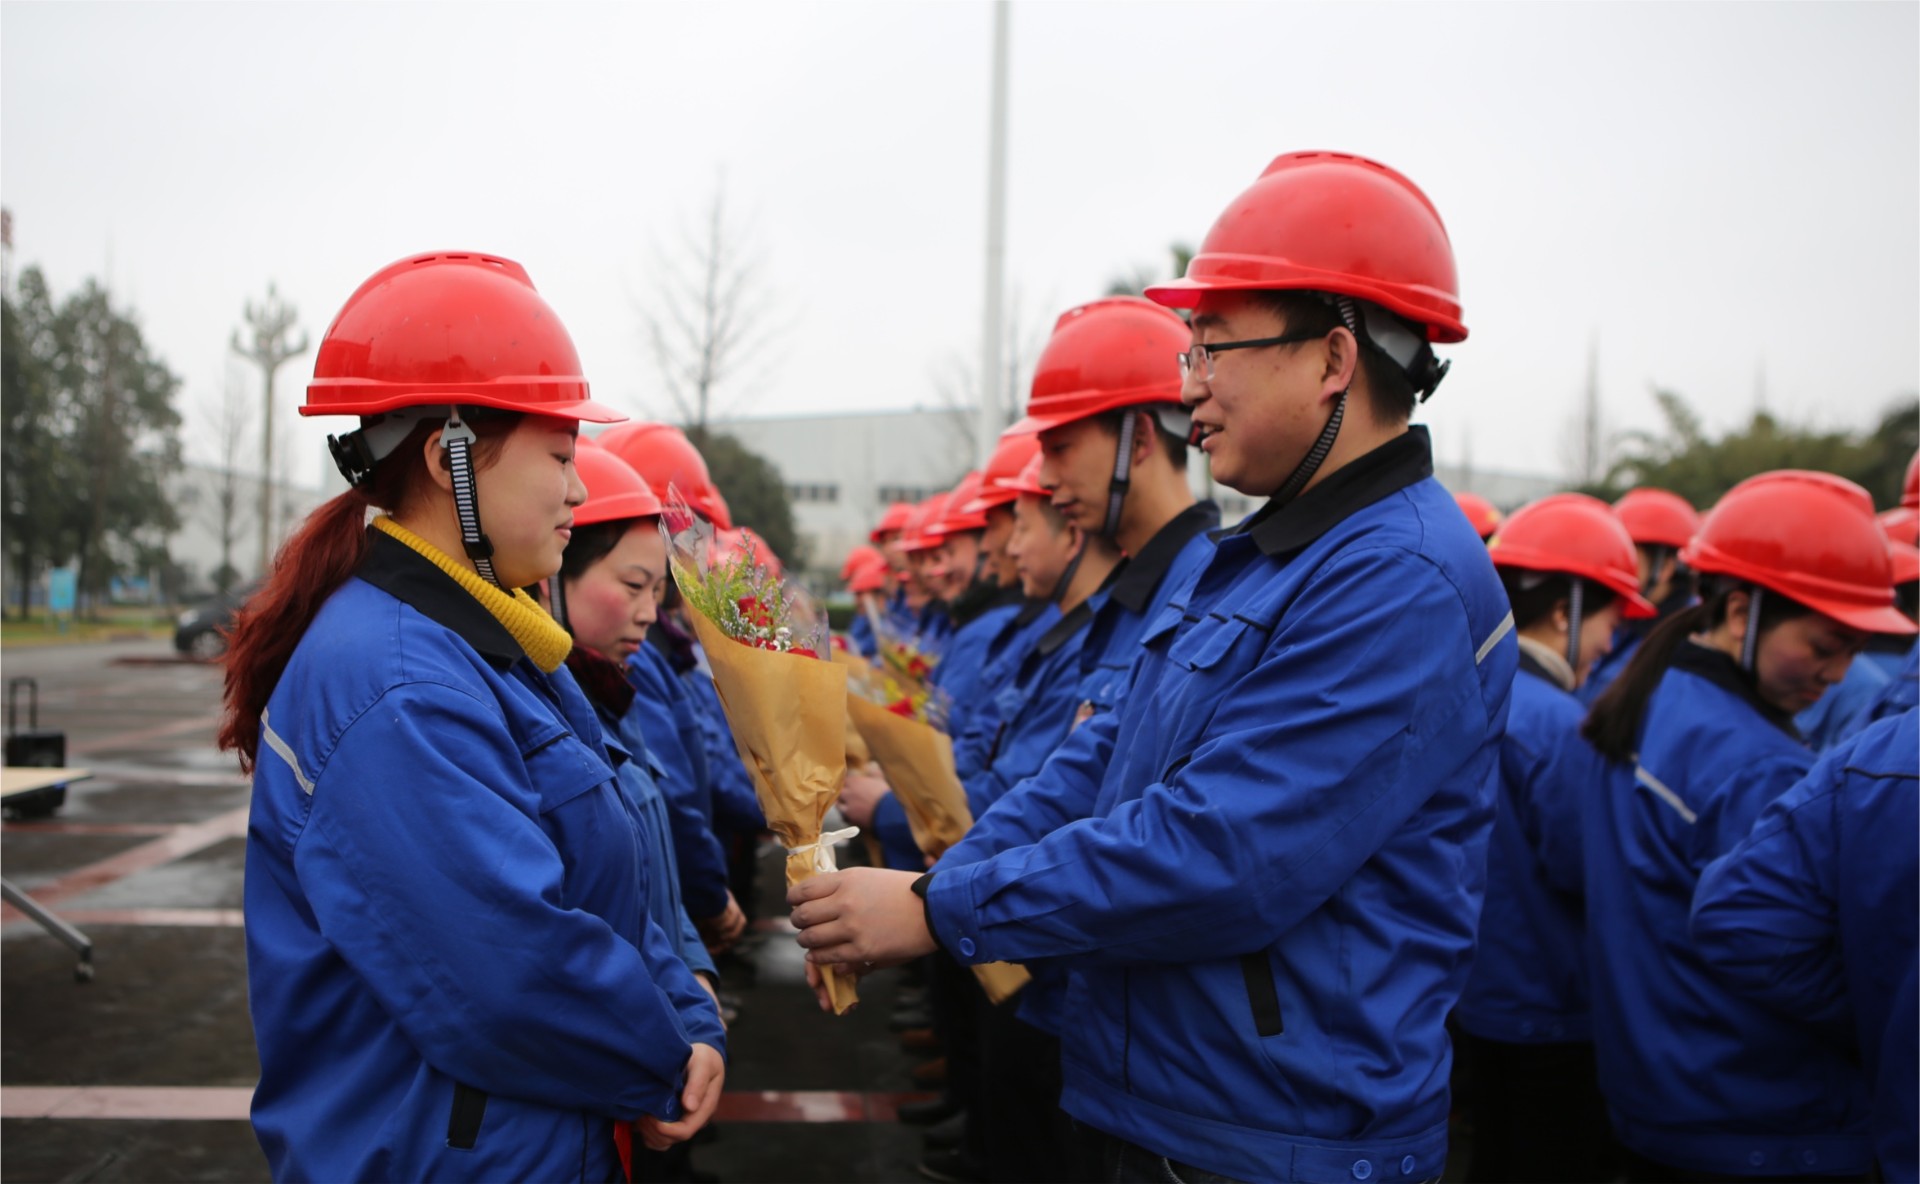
<box><xmin>1582</xmin><ymin>591</ymin><xmax>1725</xmax><ymax>763</ymax></box>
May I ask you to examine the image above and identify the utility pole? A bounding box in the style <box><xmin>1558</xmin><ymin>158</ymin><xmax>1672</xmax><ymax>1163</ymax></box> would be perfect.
<box><xmin>1580</xmin><ymin>335</ymin><xmax>1602</xmax><ymax>486</ymax></box>
<box><xmin>976</xmin><ymin>0</ymin><xmax>1011</xmax><ymax>468</ymax></box>
<box><xmin>231</xmin><ymin>285</ymin><xmax>308</xmax><ymax>576</ymax></box>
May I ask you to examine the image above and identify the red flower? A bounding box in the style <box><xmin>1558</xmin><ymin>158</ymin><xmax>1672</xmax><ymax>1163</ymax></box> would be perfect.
<box><xmin>887</xmin><ymin>699</ymin><xmax>915</xmax><ymax>717</ymax></box>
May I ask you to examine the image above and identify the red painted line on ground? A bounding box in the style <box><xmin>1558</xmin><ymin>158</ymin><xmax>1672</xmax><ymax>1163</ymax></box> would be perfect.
<box><xmin>0</xmin><ymin>806</ymin><xmax>247</xmax><ymax>919</ymax></box>
<box><xmin>0</xmin><ymin>1086</ymin><xmax>938</xmax><ymax>1123</ymax></box>
<box><xmin>2</xmin><ymin>822</ymin><xmax>176</xmax><ymax>836</ymax></box>
<box><xmin>67</xmin><ymin>714</ymin><xmax>223</xmax><ymax>756</ymax></box>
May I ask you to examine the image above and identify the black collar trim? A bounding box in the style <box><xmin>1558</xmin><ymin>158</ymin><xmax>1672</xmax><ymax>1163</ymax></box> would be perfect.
<box><xmin>1516</xmin><ymin>648</ymin><xmax>1555</xmax><ymax>684</ymax></box>
<box><xmin>1108</xmin><ymin>500</ymin><xmax>1222</xmax><ymax>614</ymax></box>
<box><xmin>1033</xmin><ymin>600</ymin><xmax>1094</xmax><ymax>657</ymax></box>
<box><xmin>1230</xmin><ymin>426</ymin><xmax>1435</xmax><ymax>558</ymax></box>
<box><xmin>1671</xmin><ymin>640</ymin><xmax>1802</xmax><ymax>740</ymax></box>
<box><xmin>1013</xmin><ymin>596</ymin><xmax>1051</xmax><ymax>627</ymax></box>
<box><xmin>357</xmin><ymin>529</ymin><xmax>523</xmax><ymax>668</ymax></box>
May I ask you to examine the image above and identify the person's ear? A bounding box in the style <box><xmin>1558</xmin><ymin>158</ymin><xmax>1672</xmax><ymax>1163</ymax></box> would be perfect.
<box><xmin>421</xmin><ymin>429</ymin><xmax>456</xmax><ymax>495</ymax></box>
<box><xmin>1320</xmin><ymin>325</ymin><xmax>1360</xmax><ymax>406</ymax></box>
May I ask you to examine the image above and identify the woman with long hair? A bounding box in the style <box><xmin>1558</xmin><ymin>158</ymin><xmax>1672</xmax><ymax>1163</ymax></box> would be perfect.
<box><xmin>224</xmin><ymin>252</ymin><xmax>725</xmax><ymax>1182</ymax></box>
<box><xmin>1578</xmin><ymin>470</ymin><xmax>1914</xmax><ymax>1181</ymax></box>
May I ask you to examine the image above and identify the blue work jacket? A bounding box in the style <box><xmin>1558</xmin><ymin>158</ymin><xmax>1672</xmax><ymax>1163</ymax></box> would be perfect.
<box><xmin>1578</xmin><ymin>642</ymin><xmax>1869</xmax><ymax>1176</ymax></box>
<box><xmin>928</xmin><ymin>429</ymin><xmax>1516</xmax><ymax>1182</ymax></box>
<box><xmin>1578</xmin><ymin>589</ymin><xmax>1693</xmax><ymax>706</ymax></box>
<box><xmin>1845</xmin><ymin>643</ymin><xmax>1918</xmax><ymax>743</ymax></box>
<box><xmin>1071</xmin><ymin>500</ymin><xmax>1219</xmax><ymax>719</ymax></box>
<box><xmin>965</xmin><ymin>595</ymin><xmax>1102</xmax><ymax>821</ymax></box>
<box><xmin>849</xmin><ymin>609</ymin><xmax>878</xmax><ymax>659</ymax></box>
<box><xmin>951</xmin><ymin>602</ymin><xmax>1061</xmax><ymax>783</ymax></box>
<box><xmin>593</xmin><ymin>689</ymin><xmax>717</xmax><ymax>979</ymax></box>
<box><xmin>1796</xmin><ymin>651</ymin><xmax>1892</xmax><ymax>752</ymax></box>
<box><xmin>625</xmin><ymin>644</ymin><xmax>732</xmax><ymax>918</ymax></box>
<box><xmin>679</xmin><ymin>661</ymin><xmax>766</xmax><ymax>834</ymax></box>
<box><xmin>929</xmin><ymin>589</ymin><xmax>1025</xmax><ymax>721</ymax></box>
<box><xmin>1692</xmin><ymin>708</ymin><xmax>1918</xmax><ymax>1183</ymax></box>
<box><xmin>246</xmin><ymin>533</ymin><xmax>723</xmax><ymax>1183</ymax></box>
<box><xmin>1454</xmin><ymin>651</ymin><xmax>1599</xmax><ymax>1044</ymax></box>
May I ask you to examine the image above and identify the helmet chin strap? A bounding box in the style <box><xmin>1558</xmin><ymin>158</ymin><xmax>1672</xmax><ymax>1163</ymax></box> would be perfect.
<box><xmin>549</xmin><ymin>572</ymin><xmax>570</xmax><ymax>633</ymax></box>
<box><xmin>1270</xmin><ymin>296</ymin><xmax>1364</xmax><ymax>507</ymax></box>
<box><xmin>1100</xmin><ymin>411</ymin><xmax>1139</xmax><ymax>540</ymax></box>
<box><xmin>1565</xmin><ymin>580</ymin><xmax>1585</xmax><ymax>673</ymax></box>
<box><xmin>440</xmin><ymin>408</ymin><xmax>501</xmax><ymax>588</ymax></box>
<box><xmin>1740</xmin><ymin>586</ymin><xmax>1764</xmax><ymax>671</ymax></box>
<box><xmin>1047</xmin><ymin>532</ymin><xmax>1089</xmax><ymax>605</ymax></box>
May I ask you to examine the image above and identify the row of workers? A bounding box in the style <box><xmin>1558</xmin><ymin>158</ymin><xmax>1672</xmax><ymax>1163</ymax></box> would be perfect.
<box><xmin>787</xmin><ymin>154</ymin><xmax>1920</xmax><ymax>1184</ymax></box>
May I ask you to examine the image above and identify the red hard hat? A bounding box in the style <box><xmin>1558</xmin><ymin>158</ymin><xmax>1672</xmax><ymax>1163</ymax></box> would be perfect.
<box><xmin>1680</xmin><ymin>470</ymin><xmax>1914</xmax><ymax>635</ymax></box>
<box><xmin>964</xmin><ymin>432</ymin><xmax>1042</xmax><ymax>515</ymax></box>
<box><xmin>898</xmin><ymin>494</ymin><xmax>953</xmax><ymax>554</ymax></box>
<box><xmin>1488</xmin><ymin>494</ymin><xmax>1657</xmax><ymax>619</ymax></box>
<box><xmin>1006</xmin><ymin>298</ymin><xmax>1189</xmax><ymax>436</ymax></box>
<box><xmin>840</xmin><ymin>544</ymin><xmax>886</xmax><ymax>583</ymax></box>
<box><xmin>595</xmin><ymin>422</ymin><xmax>733</xmax><ymax>530</ymax></box>
<box><xmin>1145</xmin><ymin>151</ymin><xmax>1467</xmax><ymax>343</ymax></box>
<box><xmin>998</xmin><ymin>454</ymin><xmax>1051</xmax><ymax>500</ymax></box>
<box><xmin>713</xmin><ymin>527</ymin><xmax>782</xmax><ymax>582</ymax></box>
<box><xmin>1612</xmin><ymin>488</ymin><xmax>1700</xmax><ymax>550</ymax></box>
<box><xmin>304</xmin><ymin>252</ymin><xmax>624</xmax><ymax>422</ymax></box>
<box><xmin>1453</xmin><ymin>492</ymin><xmax>1503</xmax><ymax>540</ymax></box>
<box><xmin>1891</xmin><ymin>540</ymin><xmax>1920</xmax><ymax>587</ymax></box>
<box><xmin>870</xmin><ymin>501</ymin><xmax>915</xmax><ymax>544</ymax></box>
<box><xmin>848</xmin><ymin>558</ymin><xmax>890</xmax><ymax>594</ymax></box>
<box><xmin>1903</xmin><ymin>451</ymin><xmax>1919</xmax><ymax>510</ymax></box>
<box><xmin>1880</xmin><ymin>506</ymin><xmax>1919</xmax><ymax>549</ymax></box>
<box><xmin>926</xmin><ymin>473</ymin><xmax>989</xmax><ymax>537</ymax></box>
<box><xmin>572</xmin><ymin>437</ymin><xmax>662</xmax><ymax>527</ymax></box>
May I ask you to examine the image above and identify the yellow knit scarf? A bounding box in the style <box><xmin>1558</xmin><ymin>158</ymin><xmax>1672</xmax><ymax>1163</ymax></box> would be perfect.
<box><xmin>372</xmin><ymin>515</ymin><xmax>572</xmax><ymax>673</ymax></box>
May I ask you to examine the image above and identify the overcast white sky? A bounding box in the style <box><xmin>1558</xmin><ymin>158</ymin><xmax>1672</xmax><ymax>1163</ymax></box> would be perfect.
<box><xmin>4</xmin><ymin>1</ymin><xmax>1915</xmax><ymax>494</ymax></box>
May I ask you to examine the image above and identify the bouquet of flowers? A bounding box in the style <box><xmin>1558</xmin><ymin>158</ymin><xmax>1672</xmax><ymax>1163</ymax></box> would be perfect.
<box><xmin>662</xmin><ymin>495</ymin><xmax>857</xmax><ymax>1015</ymax></box>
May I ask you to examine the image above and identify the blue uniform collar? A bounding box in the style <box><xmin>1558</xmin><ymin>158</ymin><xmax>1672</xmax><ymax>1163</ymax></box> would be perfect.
<box><xmin>1106</xmin><ymin>500</ymin><xmax>1222</xmax><ymax>615</ymax></box>
<box><xmin>1671</xmin><ymin>640</ymin><xmax>1802</xmax><ymax>740</ymax></box>
<box><xmin>1012</xmin><ymin>595</ymin><xmax>1052</xmax><ymax>627</ymax></box>
<box><xmin>1034</xmin><ymin>598</ymin><xmax>1096</xmax><ymax>657</ymax></box>
<box><xmin>357</xmin><ymin>529</ymin><xmax>523</xmax><ymax>669</ymax></box>
<box><xmin>1229</xmin><ymin>426</ymin><xmax>1434</xmax><ymax>559</ymax></box>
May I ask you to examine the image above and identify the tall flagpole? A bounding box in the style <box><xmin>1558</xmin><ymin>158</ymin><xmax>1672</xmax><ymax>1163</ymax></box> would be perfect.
<box><xmin>977</xmin><ymin>0</ymin><xmax>1011</xmax><ymax>468</ymax></box>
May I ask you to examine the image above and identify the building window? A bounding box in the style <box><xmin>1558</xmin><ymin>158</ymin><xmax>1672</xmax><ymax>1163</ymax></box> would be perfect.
<box><xmin>785</xmin><ymin>483</ymin><xmax>840</xmax><ymax>505</ymax></box>
<box><xmin>877</xmin><ymin>484</ymin><xmax>934</xmax><ymax>505</ymax></box>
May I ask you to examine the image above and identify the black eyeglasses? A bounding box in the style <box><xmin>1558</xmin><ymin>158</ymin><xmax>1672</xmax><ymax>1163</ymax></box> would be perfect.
<box><xmin>1178</xmin><ymin>330</ymin><xmax>1323</xmax><ymax>382</ymax></box>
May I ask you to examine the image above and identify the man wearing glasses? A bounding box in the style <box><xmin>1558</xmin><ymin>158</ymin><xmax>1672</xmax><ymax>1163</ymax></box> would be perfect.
<box><xmin>791</xmin><ymin>152</ymin><xmax>1515</xmax><ymax>1184</ymax></box>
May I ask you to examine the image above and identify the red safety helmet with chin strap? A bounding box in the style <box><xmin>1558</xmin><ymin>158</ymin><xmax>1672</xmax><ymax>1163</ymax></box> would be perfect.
<box><xmin>840</xmin><ymin>544</ymin><xmax>886</xmax><ymax>584</ymax></box>
<box><xmin>848</xmin><ymin>556</ymin><xmax>890</xmax><ymax>594</ymax></box>
<box><xmin>998</xmin><ymin>454</ymin><xmax>1051</xmax><ymax>500</ymax></box>
<box><xmin>1880</xmin><ymin>506</ymin><xmax>1919</xmax><ymax>549</ymax></box>
<box><xmin>1006</xmin><ymin>298</ymin><xmax>1191</xmax><ymax>437</ymax></box>
<box><xmin>897</xmin><ymin>494</ymin><xmax>953</xmax><ymax>554</ymax></box>
<box><xmin>870</xmin><ymin>501</ymin><xmax>915</xmax><ymax>544</ymax></box>
<box><xmin>305</xmin><ymin>251</ymin><xmax>624</xmax><ymax>424</ymax></box>
<box><xmin>305</xmin><ymin>251</ymin><xmax>626</xmax><ymax>587</ymax></box>
<box><xmin>1612</xmin><ymin>488</ymin><xmax>1700</xmax><ymax>551</ymax></box>
<box><xmin>964</xmin><ymin>432</ymin><xmax>1042</xmax><ymax>515</ymax></box>
<box><xmin>571</xmin><ymin>437</ymin><xmax>662</xmax><ymax>528</ymax></box>
<box><xmin>1890</xmin><ymin>539</ymin><xmax>1920</xmax><ymax>588</ymax></box>
<box><xmin>1453</xmin><ymin>492</ymin><xmax>1503</xmax><ymax>541</ymax></box>
<box><xmin>1145</xmin><ymin>151</ymin><xmax>1466</xmax><ymax>344</ymax></box>
<box><xmin>925</xmin><ymin>473</ymin><xmax>989</xmax><ymax>538</ymax></box>
<box><xmin>594</xmin><ymin>422</ymin><xmax>733</xmax><ymax>530</ymax></box>
<box><xmin>1680</xmin><ymin>470</ymin><xmax>1914</xmax><ymax>637</ymax></box>
<box><xmin>1488</xmin><ymin>494</ymin><xmax>1658</xmax><ymax>619</ymax></box>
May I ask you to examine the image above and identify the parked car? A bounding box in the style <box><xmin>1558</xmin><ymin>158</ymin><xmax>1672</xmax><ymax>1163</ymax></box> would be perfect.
<box><xmin>174</xmin><ymin>583</ymin><xmax>258</xmax><ymax>661</ymax></box>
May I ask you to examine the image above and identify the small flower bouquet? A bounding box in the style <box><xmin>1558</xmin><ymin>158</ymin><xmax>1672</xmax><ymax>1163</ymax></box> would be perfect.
<box><xmin>834</xmin><ymin>652</ymin><xmax>970</xmax><ymax>862</ymax></box>
<box><xmin>662</xmin><ymin>494</ymin><xmax>857</xmax><ymax>1015</ymax></box>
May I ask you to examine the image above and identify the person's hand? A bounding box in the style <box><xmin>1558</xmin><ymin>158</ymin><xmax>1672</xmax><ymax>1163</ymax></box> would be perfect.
<box><xmin>696</xmin><ymin>892</ymin><xmax>748</xmax><ymax>955</ymax></box>
<box><xmin>801</xmin><ymin>956</ymin><xmax>874</xmax><ymax>1014</ymax></box>
<box><xmin>788</xmin><ymin>867</ymin><xmax>938</xmax><ymax>969</ymax></box>
<box><xmin>636</xmin><ymin>1042</ymin><xmax>725</xmax><ymax>1150</ymax></box>
<box><xmin>836</xmin><ymin>768</ymin><xmax>891</xmax><ymax>830</ymax></box>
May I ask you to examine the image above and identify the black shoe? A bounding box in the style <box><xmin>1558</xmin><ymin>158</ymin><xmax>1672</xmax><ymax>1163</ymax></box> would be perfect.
<box><xmin>896</xmin><ymin>1096</ymin><xmax>961</xmax><ymax>1125</ymax></box>
<box><xmin>917</xmin><ymin>1149</ymin><xmax>985</xmax><ymax>1183</ymax></box>
<box><xmin>922</xmin><ymin>1109</ymin><xmax>967</xmax><ymax>1150</ymax></box>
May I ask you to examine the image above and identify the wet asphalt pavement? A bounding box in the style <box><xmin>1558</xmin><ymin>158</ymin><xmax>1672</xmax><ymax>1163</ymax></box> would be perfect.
<box><xmin>1</xmin><ymin>639</ymin><xmax>931</xmax><ymax>1183</ymax></box>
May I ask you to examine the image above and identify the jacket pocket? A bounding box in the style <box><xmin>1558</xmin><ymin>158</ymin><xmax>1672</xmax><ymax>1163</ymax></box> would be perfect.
<box><xmin>1164</xmin><ymin>613</ymin><xmax>1254</xmax><ymax>672</ymax></box>
<box><xmin>523</xmin><ymin>733</ymin><xmax>616</xmax><ymax>816</ymax></box>
<box><xmin>1239</xmin><ymin>952</ymin><xmax>1284</xmax><ymax>1038</ymax></box>
<box><xmin>445</xmin><ymin>1082</ymin><xmax>488</xmax><ymax>1150</ymax></box>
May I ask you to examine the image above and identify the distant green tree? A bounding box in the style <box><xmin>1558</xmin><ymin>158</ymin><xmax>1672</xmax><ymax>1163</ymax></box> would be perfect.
<box><xmin>1</xmin><ymin>267</ymin><xmax>184</xmax><ymax>616</ymax></box>
<box><xmin>691</xmin><ymin>429</ymin><xmax>802</xmax><ymax>572</ymax></box>
<box><xmin>1105</xmin><ymin>243</ymin><xmax>1195</xmax><ymax>299</ymax></box>
<box><xmin>1599</xmin><ymin>388</ymin><xmax>1917</xmax><ymax>509</ymax></box>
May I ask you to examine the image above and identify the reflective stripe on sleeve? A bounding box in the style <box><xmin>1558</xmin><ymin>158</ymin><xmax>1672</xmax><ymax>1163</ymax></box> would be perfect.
<box><xmin>260</xmin><ymin>710</ymin><xmax>316</xmax><ymax>796</ymax></box>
